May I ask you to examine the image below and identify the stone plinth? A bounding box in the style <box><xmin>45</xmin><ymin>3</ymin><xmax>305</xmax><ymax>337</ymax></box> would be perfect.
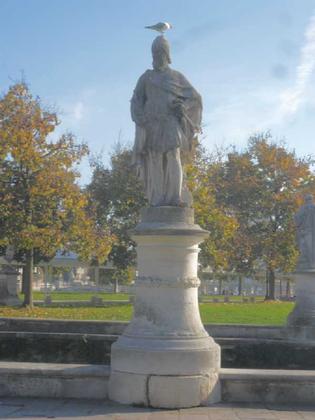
<box><xmin>109</xmin><ymin>207</ymin><xmax>221</xmax><ymax>408</ymax></box>
<box><xmin>287</xmin><ymin>270</ymin><xmax>315</xmax><ymax>340</ymax></box>
<box><xmin>0</xmin><ymin>270</ymin><xmax>20</xmax><ymax>306</ymax></box>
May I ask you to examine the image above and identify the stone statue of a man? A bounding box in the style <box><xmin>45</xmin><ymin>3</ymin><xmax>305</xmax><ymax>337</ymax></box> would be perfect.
<box><xmin>295</xmin><ymin>194</ymin><xmax>315</xmax><ymax>270</ymax></box>
<box><xmin>1</xmin><ymin>245</ymin><xmax>16</xmax><ymax>274</ymax></box>
<box><xmin>131</xmin><ymin>35</ymin><xmax>202</xmax><ymax>207</ymax></box>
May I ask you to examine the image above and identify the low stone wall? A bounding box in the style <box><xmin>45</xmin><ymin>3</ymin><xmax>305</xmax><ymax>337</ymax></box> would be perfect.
<box><xmin>0</xmin><ymin>331</ymin><xmax>116</xmax><ymax>364</ymax></box>
<box><xmin>0</xmin><ymin>317</ymin><xmax>283</xmax><ymax>337</ymax></box>
<box><xmin>0</xmin><ymin>318</ymin><xmax>127</xmax><ymax>335</ymax></box>
<box><xmin>1</xmin><ymin>320</ymin><xmax>315</xmax><ymax>369</ymax></box>
<box><xmin>1</xmin><ymin>361</ymin><xmax>315</xmax><ymax>405</ymax></box>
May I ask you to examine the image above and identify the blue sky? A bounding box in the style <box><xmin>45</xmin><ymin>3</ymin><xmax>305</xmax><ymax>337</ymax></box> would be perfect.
<box><xmin>1</xmin><ymin>0</ymin><xmax>315</xmax><ymax>183</ymax></box>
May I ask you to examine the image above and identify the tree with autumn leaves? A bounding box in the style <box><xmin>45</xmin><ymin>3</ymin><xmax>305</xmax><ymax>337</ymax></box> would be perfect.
<box><xmin>0</xmin><ymin>83</ymin><xmax>113</xmax><ymax>307</ymax></box>
<box><xmin>192</xmin><ymin>133</ymin><xmax>315</xmax><ymax>299</ymax></box>
<box><xmin>88</xmin><ymin>145</ymin><xmax>146</xmax><ymax>289</ymax></box>
<box><xmin>186</xmin><ymin>145</ymin><xmax>239</xmax><ymax>271</ymax></box>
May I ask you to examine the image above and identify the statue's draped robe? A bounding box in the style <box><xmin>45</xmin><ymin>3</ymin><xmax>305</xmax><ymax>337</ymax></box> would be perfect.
<box><xmin>295</xmin><ymin>202</ymin><xmax>315</xmax><ymax>269</ymax></box>
<box><xmin>131</xmin><ymin>67</ymin><xmax>202</xmax><ymax>206</ymax></box>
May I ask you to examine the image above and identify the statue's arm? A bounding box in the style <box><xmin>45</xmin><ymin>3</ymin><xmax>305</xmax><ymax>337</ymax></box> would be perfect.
<box><xmin>174</xmin><ymin>71</ymin><xmax>202</xmax><ymax>126</ymax></box>
<box><xmin>131</xmin><ymin>73</ymin><xmax>147</xmax><ymax>127</ymax></box>
<box><xmin>131</xmin><ymin>73</ymin><xmax>148</xmax><ymax>168</ymax></box>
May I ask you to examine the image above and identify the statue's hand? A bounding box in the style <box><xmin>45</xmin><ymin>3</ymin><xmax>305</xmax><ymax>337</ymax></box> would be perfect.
<box><xmin>170</xmin><ymin>99</ymin><xmax>185</xmax><ymax>119</ymax></box>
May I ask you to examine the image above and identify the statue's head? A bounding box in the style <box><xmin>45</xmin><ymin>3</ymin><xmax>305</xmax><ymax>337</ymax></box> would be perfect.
<box><xmin>151</xmin><ymin>36</ymin><xmax>171</xmax><ymax>71</ymax></box>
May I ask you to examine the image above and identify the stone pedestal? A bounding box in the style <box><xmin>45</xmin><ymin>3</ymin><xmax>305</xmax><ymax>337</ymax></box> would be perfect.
<box><xmin>287</xmin><ymin>271</ymin><xmax>315</xmax><ymax>340</ymax></box>
<box><xmin>0</xmin><ymin>269</ymin><xmax>21</xmax><ymax>306</ymax></box>
<box><xmin>109</xmin><ymin>207</ymin><xmax>221</xmax><ymax>408</ymax></box>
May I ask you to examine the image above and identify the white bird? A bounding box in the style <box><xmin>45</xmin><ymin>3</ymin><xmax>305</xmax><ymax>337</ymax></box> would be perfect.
<box><xmin>145</xmin><ymin>22</ymin><xmax>172</xmax><ymax>34</ymax></box>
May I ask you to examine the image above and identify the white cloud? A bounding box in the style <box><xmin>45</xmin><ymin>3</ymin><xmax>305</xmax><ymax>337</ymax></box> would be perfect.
<box><xmin>203</xmin><ymin>86</ymin><xmax>282</xmax><ymax>149</ymax></box>
<box><xmin>73</xmin><ymin>101</ymin><xmax>84</xmax><ymax>121</ymax></box>
<box><xmin>278</xmin><ymin>12</ymin><xmax>315</xmax><ymax>119</ymax></box>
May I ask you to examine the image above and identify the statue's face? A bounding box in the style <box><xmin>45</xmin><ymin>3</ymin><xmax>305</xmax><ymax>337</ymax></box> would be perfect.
<box><xmin>152</xmin><ymin>51</ymin><xmax>169</xmax><ymax>71</ymax></box>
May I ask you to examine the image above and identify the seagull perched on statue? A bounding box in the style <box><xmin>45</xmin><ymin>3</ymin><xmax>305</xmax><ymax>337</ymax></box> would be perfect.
<box><xmin>145</xmin><ymin>22</ymin><xmax>172</xmax><ymax>34</ymax></box>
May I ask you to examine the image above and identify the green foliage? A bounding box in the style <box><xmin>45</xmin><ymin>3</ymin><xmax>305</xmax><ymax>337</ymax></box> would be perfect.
<box><xmin>88</xmin><ymin>145</ymin><xmax>146</xmax><ymax>276</ymax></box>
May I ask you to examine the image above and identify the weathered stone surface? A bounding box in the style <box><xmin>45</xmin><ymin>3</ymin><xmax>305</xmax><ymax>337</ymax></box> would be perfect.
<box><xmin>295</xmin><ymin>195</ymin><xmax>315</xmax><ymax>271</ymax></box>
<box><xmin>0</xmin><ymin>246</ymin><xmax>21</xmax><ymax>306</ymax></box>
<box><xmin>0</xmin><ymin>273</ymin><xmax>20</xmax><ymax>306</ymax></box>
<box><xmin>0</xmin><ymin>317</ymin><xmax>285</xmax><ymax>338</ymax></box>
<box><xmin>148</xmin><ymin>374</ymin><xmax>220</xmax><ymax>408</ymax></box>
<box><xmin>2</xmin><ymin>362</ymin><xmax>315</xmax><ymax>407</ymax></box>
<box><xmin>131</xmin><ymin>36</ymin><xmax>202</xmax><ymax>207</ymax></box>
<box><xmin>108</xmin><ymin>371</ymin><xmax>148</xmax><ymax>406</ymax></box>
<box><xmin>0</xmin><ymin>362</ymin><xmax>109</xmax><ymax>399</ymax></box>
<box><xmin>221</xmin><ymin>368</ymin><xmax>315</xmax><ymax>404</ymax></box>
<box><xmin>109</xmin><ymin>206</ymin><xmax>221</xmax><ymax>408</ymax></box>
<box><xmin>287</xmin><ymin>271</ymin><xmax>315</xmax><ymax>330</ymax></box>
<box><xmin>0</xmin><ymin>397</ymin><xmax>313</xmax><ymax>419</ymax></box>
<box><xmin>111</xmin><ymin>341</ymin><xmax>220</xmax><ymax>375</ymax></box>
<box><xmin>286</xmin><ymin>198</ymin><xmax>315</xmax><ymax>339</ymax></box>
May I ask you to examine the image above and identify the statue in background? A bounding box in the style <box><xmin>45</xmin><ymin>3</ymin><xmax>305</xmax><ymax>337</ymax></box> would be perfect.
<box><xmin>131</xmin><ymin>35</ymin><xmax>202</xmax><ymax>207</ymax></box>
<box><xmin>0</xmin><ymin>245</ymin><xmax>20</xmax><ymax>306</ymax></box>
<box><xmin>295</xmin><ymin>194</ymin><xmax>315</xmax><ymax>270</ymax></box>
<box><xmin>2</xmin><ymin>245</ymin><xmax>17</xmax><ymax>274</ymax></box>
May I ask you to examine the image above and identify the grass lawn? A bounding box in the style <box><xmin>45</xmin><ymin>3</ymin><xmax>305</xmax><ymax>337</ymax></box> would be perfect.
<box><xmin>20</xmin><ymin>292</ymin><xmax>130</xmax><ymax>301</ymax></box>
<box><xmin>200</xmin><ymin>295</ymin><xmax>265</xmax><ymax>303</ymax></box>
<box><xmin>199</xmin><ymin>302</ymin><xmax>293</xmax><ymax>325</ymax></box>
<box><xmin>24</xmin><ymin>292</ymin><xmax>267</xmax><ymax>303</ymax></box>
<box><xmin>0</xmin><ymin>301</ymin><xmax>294</xmax><ymax>325</ymax></box>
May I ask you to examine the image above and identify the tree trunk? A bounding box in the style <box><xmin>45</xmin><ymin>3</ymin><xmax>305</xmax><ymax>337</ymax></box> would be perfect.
<box><xmin>218</xmin><ymin>279</ymin><xmax>223</xmax><ymax>295</ymax></box>
<box><xmin>238</xmin><ymin>276</ymin><xmax>243</xmax><ymax>296</ymax></box>
<box><xmin>21</xmin><ymin>267</ymin><xmax>27</xmax><ymax>294</ymax></box>
<box><xmin>286</xmin><ymin>280</ymin><xmax>291</xmax><ymax>298</ymax></box>
<box><xmin>95</xmin><ymin>266</ymin><xmax>100</xmax><ymax>287</ymax></box>
<box><xmin>114</xmin><ymin>278</ymin><xmax>119</xmax><ymax>293</ymax></box>
<box><xmin>265</xmin><ymin>267</ymin><xmax>276</xmax><ymax>300</ymax></box>
<box><xmin>265</xmin><ymin>272</ymin><xmax>269</xmax><ymax>298</ymax></box>
<box><xmin>23</xmin><ymin>248</ymin><xmax>34</xmax><ymax>307</ymax></box>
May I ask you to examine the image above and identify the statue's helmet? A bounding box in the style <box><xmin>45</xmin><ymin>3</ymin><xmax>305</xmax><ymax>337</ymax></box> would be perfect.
<box><xmin>151</xmin><ymin>35</ymin><xmax>171</xmax><ymax>64</ymax></box>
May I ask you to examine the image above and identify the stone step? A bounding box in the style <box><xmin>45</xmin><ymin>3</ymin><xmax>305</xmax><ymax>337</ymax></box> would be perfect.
<box><xmin>0</xmin><ymin>362</ymin><xmax>315</xmax><ymax>405</ymax></box>
<box><xmin>221</xmin><ymin>368</ymin><xmax>315</xmax><ymax>404</ymax></box>
<box><xmin>0</xmin><ymin>362</ymin><xmax>110</xmax><ymax>399</ymax></box>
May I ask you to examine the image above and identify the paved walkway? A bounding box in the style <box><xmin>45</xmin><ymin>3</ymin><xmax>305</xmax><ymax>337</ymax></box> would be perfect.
<box><xmin>1</xmin><ymin>398</ymin><xmax>315</xmax><ymax>419</ymax></box>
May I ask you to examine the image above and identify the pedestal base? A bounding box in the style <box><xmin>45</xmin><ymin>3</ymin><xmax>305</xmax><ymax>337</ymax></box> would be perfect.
<box><xmin>109</xmin><ymin>335</ymin><xmax>220</xmax><ymax>407</ymax></box>
<box><xmin>109</xmin><ymin>207</ymin><xmax>221</xmax><ymax>408</ymax></box>
<box><xmin>0</xmin><ymin>273</ymin><xmax>20</xmax><ymax>306</ymax></box>
<box><xmin>109</xmin><ymin>370</ymin><xmax>220</xmax><ymax>408</ymax></box>
<box><xmin>287</xmin><ymin>271</ymin><xmax>315</xmax><ymax>328</ymax></box>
